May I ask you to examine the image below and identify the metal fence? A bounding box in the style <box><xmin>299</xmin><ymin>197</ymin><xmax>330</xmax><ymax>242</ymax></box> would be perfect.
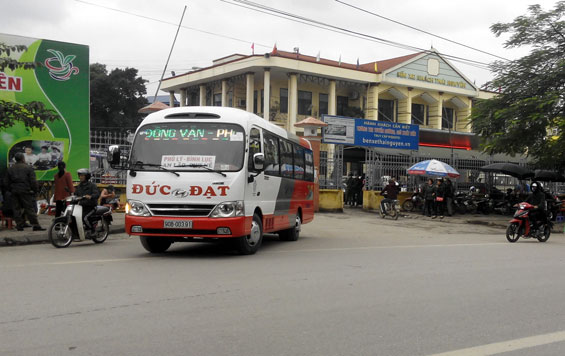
<box><xmin>319</xmin><ymin>145</ymin><xmax>542</xmax><ymax>194</ymax></box>
<box><xmin>90</xmin><ymin>131</ymin><xmax>132</xmax><ymax>185</ymax></box>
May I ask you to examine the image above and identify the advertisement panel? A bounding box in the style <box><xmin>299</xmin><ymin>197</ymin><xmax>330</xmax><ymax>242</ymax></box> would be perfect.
<box><xmin>322</xmin><ymin>115</ymin><xmax>419</xmax><ymax>150</ymax></box>
<box><xmin>0</xmin><ymin>33</ymin><xmax>89</xmax><ymax>181</ymax></box>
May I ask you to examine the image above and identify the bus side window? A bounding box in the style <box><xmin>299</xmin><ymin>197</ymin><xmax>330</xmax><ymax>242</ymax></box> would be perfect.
<box><xmin>248</xmin><ymin>128</ymin><xmax>261</xmax><ymax>172</ymax></box>
<box><xmin>280</xmin><ymin>140</ymin><xmax>293</xmax><ymax>179</ymax></box>
<box><xmin>305</xmin><ymin>151</ymin><xmax>314</xmax><ymax>182</ymax></box>
<box><xmin>263</xmin><ymin>132</ymin><xmax>280</xmax><ymax>176</ymax></box>
<box><xmin>294</xmin><ymin>144</ymin><xmax>305</xmax><ymax>180</ymax></box>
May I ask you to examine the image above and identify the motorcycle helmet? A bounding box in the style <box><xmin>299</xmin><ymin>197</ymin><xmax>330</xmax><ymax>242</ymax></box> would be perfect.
<box><xmin>531</xmin><ymin>181</ymin><xmax>540</xmax><ymax>192</ymax></box>
<box><xmin>77</xmin><ymin>168</ymin><xmax>92</xmax><ymax>181</ymax></box>
<box><xmin>470</xmin><ymin>186</ymin><xmax>476</xmax><ymax>193</ymax></box>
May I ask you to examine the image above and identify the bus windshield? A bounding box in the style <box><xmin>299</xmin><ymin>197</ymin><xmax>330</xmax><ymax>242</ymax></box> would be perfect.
<box><xmin>130</xmin><ymin>122</ymin><xmax>245</xmax><ymax>172</ymax></box>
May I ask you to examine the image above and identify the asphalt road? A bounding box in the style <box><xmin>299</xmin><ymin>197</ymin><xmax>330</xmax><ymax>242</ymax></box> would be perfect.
<box><xmin>2</xmin><ymin>210</ymin><xmax>565</xmax><ymax>356</ymax></box>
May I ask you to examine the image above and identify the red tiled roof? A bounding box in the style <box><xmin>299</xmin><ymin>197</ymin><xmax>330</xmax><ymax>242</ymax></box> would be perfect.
<box><xmin>295</xmin><ymin>116</ymin><xmax>328</xmax><ymax>127</ymax></box>
<box><xmin>138</xmin><ymin>100</ymin><xmax>170</xmax><ymax>114</ymax></box>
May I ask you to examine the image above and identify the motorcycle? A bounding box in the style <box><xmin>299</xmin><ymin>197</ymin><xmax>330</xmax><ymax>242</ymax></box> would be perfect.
<box><xmin>48</xmin><ymin>195</ymin><xmax>113</xmax><ymax>248</ymax></box>
<box><xmin>475</xmin><ymin>194</ymin><xmax>493</xmax><ymax>215</ymax></box>
<box><xmin>380</xmin><ymin>199</ymin><xmax>400</xmax><ymax>220</ymax></box>
<box><xmin>506</xmin><ymin>201</ymin><xmax>552</xmax><ymax>243</ymax></box>
<box><xmin>401</xmin><ymin>191</ymin><xmax>423</xmax><ymax>212</ymax></box>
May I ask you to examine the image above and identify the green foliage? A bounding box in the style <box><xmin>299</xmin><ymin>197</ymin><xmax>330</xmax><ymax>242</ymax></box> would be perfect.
<box><xmin>0</xmin><ymin>43</ymin><xmax>40</xmax><ymax>71</ymax></box>
<box><xmin>0</xmin><ymin>43</ymin><xmax>58</xmax><ymax>130</ymax></box>
<box><xmin>471</xmin><ymin>1</ymin><xmax>565</xmax><ymax>170</ymax></box>
<box><xmin>0</xmin><ymin>101</ymin><xmax>59</xmax><ymax>131</ymax></box>
<box><xmin>90</xmin><ymin>63</ymin><xmax>148</xmax><ymax>130</ymax></box>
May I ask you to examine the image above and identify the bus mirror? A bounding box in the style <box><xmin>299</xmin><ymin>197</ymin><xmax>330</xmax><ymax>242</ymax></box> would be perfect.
<box><xmin>108</xmin><ymin>145</ymin><xmax>121</xmax><ymax>167</ymax></box>
<box><xmin>253</xmin><ymin>153</ymin><xmax>264</xmax><ymax>171</ymax></box>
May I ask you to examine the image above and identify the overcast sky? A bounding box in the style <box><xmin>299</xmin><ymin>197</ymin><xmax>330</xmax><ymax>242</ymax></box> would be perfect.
<box><xmin>1</xmin><ymin>0</ymin><xmax>560</xmax><ymax>98</ymax></box>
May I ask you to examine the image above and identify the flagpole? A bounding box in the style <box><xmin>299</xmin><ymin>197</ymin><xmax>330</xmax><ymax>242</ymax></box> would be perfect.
<box><xmin>153</xmin><ymin>5</ymin><xmax>187</xmax><ymax>101</ymax></box>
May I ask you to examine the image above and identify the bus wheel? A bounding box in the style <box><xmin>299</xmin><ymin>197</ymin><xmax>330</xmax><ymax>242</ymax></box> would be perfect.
<box><xmin>236</xmin><ymin>214</ymin><xmax>263</xmax><ymax>255</ymax></box>
<box><xmin>140</xmin><ymin>236</ymin><xmax>172</xmax><ymax>253</ymax></box>
<box><xmin>279</xmin><ymin>214</ymin><xmax>301</xmax><ymax>241</ymax></box>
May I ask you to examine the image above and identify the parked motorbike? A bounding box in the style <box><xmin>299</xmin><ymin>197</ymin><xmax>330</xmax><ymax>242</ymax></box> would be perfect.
<box><xmin>453</xmin><ymin>192</ymin><xmax>470</xmax><ymax>214</ymax></box>
<box><xmin>48</xmin><ymin>195</ymin><xmax>113</xmax><ymax>248</ymax></box>
<box><xmin>546</xmin><ymin>193</ymin><xmax>562</xmax><ymax>221</ymax></box>
<box><xmin>402</xmin><ymin>191</ymin><xmax>423</xmax><ymax>212</ymax></box>
<box><xmin>506</xmin><ymin>202</ymin><xmax>552</xmax><ymax>243</ymax></box>
<box><xmin>475</xmin><ymin>194</ymin><xmax>493</xmax><ymax>215</ymax></box>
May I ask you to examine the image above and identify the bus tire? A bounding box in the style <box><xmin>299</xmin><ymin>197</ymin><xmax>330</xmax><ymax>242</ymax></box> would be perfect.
<box><xmin>236</xmin><ymin>214</ymin><xmax>263</xmax><ymax>255</ymax></box>
<box><xmin>140</xmin><ymin>236</ymin><xmax>172</xmax><ymax>253</ymax></box>
<box><xmin>279</xmin><ymin>213</ymin><xmax>301</xmax><ymax>241</ymax></box>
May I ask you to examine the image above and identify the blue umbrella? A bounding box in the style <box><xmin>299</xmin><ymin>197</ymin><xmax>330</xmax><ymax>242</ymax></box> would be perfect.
<box><xmin>407</xmin><ymin>159</ymin><xmax>460</xmax><ymax>178</ymax></box>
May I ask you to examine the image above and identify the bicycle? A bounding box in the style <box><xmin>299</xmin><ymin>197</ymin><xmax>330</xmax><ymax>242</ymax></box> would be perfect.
<box><xmin>379</xmin><ymin>199</ymin><xmax>400</xmax><ymax>220</ymax></box>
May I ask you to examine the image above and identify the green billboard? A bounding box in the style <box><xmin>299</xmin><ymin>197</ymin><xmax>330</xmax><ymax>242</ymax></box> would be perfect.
<box><xmin>0</xmin><ymin>33</ymin><xmax>89</xmax><ymax>181</ymax></box>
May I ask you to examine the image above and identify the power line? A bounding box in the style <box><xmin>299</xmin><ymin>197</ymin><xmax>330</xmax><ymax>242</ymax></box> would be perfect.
<box><xmin>335</xmin><ymin>0</ymin><xmax>510</xmax><ymax>61</ymax></box>
<box><xmin>74</xmin><ymin>0</ymin><xmax>271</xmax><ymax>49</ymax></box>
<box><xmin>223</xmin><ymin>0</ymin><xmax>492</xmax><ymax>70</ymax></box>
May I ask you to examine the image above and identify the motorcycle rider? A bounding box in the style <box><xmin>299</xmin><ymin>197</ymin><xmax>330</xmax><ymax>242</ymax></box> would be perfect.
<box><xmin>526</xmin><ymin>181</ymin><xmax>547</xmax><ymax>232</ymax></box>
<box><xmin>74</xmin><ymin>169</ymin><xmax>100</xmax><ymax>231</ymax></box>
<box><xmin>380</xmin><ymin>179</ymin><xmax>399</xmax><ymax>215</ymax></box>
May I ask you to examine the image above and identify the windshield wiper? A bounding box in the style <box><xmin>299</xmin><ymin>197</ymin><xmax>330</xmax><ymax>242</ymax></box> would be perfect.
<box><xmin>174</xmin><ymin>163</ymin><xmax>227</xmax><ymax>177</ymax></box>
<box><xmin>132</xmin><ymin>161</ymin><xmax>180</xmax><ymax>177</ymax></box>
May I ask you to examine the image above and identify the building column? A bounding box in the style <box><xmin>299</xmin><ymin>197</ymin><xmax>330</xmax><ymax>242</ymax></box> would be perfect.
<box><xmin>428</xmin><ymin>92</ymin><xmax>443</xmax><ymax>129</ymax></box>
<box><xmin>366</xmin><ymin>84</ymin><xmax>379</xmax><ymax>120</ymax></box>
<box><xmin>169</xmin><ymin>91</ymin><xmax>175</xmax><ymax>108</ymax></box>
<box><xmin>263</xmin><ymin>68</ymin><xmax>270</xmax><ymax>120</ymax></box>
<box><xmin>179</xmin><ymin>89</ymin><xmax>187</xmax><ymax>107</ymax></box>
<box><xmin>328</xmin><ymin>80</ymin><xmax>337</xmax><ymax>116</ymax></box>
<box><xmin>456</xmin><ymin>106</ymin><xmax>472</xmax><ymax>132</ymax></box>
<box><xmin>199</xmin><ymin>85</ymin><xmax>206</xmax><ymax>106</ymax></box>
<box><xmin>221</xmin><ymin>80</ymin><xmax>228</xmax><ymax>107</ymax></box>
<box><xmin>246</xmin><ymin>72</ymin><xmax>254</xmax><ymax>113</ymax></box>
<box><xmin>397</xmin><ymin>87</ymin><xmax>412</xmax><ymax>124</ymax></box>
<box><xmin>288</xmin><ymin>73</ymin><xmax>298</xmax><ymax>133</ymax></box>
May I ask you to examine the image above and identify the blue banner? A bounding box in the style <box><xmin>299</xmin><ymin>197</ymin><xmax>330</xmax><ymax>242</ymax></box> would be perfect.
<box><xmin>322</xmin><ymin>115</ymin><xmax>419</xmax><ymax>150</ymax></box>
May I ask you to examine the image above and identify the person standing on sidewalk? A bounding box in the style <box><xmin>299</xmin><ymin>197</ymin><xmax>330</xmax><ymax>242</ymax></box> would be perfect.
<box><xmin>444</xmin><ymin>178</ymin><xmax>454</xmax><ymax>217</ymax></box>
<box><xmin>435</xmin><ymin>178</ymin><xmax>447</xmax><ymax>219</ymax></box>
<box><xmin>53</xmin><ymin>161</ymin><xmax>74</xmax><ymax>217</ymax></box>
<box><xmin>3</xmin><ymin>153</ymin><xmax>45</xmax><ymax>231</ymax></box>
<box><xmin>422</xmin><ymin>178</ymin><xmax>436</xmax><ymax>217</ymax></box>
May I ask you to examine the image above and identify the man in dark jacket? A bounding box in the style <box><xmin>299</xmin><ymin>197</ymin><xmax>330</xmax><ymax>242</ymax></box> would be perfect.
<box><xmin>3</xmin><ymin>153</ymin><xmax>45</xmax><ymax>231</ymax></box>
<box><xmin>74</xmin><ymin>168</ymin><xmax>100</xmax><ymax>230</ymax></box>
<box><xmin>444</xmin><ymin>178</ymin><xmax>454</xmax><ymax>216</ymax></box>
<box><xmin>380</xmin><ymin>179</ymin><xmax>399</xmax><ymax>215</ymax></box>
<box><xmin>526</xmin><ymin>181</ymin><xmax>547</xmax><ymax>230</ymax></box>
<box><xmin>422</xmin><ymin>178</ymin><xmax>436</xmax><ymax>217</ymax></box>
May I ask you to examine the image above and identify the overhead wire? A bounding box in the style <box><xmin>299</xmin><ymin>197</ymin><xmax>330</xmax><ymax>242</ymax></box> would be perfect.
<box><xmin>223</xmin><ymin>0</ymin><xmax>493</xmax><ymax>71</ymax></box>
<box><xmin>335</xmin><ymin>0</ymin><xmax>510</xmax><ymax>61</ymax></box>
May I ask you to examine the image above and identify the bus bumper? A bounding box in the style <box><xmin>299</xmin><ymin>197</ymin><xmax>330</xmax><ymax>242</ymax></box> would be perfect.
<box><xmin>126</xmin><ymin>215</ymin><xmax>251</xmax><ymax>238</ymax></box>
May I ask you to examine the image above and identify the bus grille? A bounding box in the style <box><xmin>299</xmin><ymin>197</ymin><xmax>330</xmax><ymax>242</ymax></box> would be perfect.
<box><xmin>147</xmin><ymin>204</ymin><xmax>215</xmax><ymax>217</ymax></box>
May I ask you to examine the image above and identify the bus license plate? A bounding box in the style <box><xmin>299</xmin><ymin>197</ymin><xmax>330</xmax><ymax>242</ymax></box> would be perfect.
<box><xmin>164</xmin><ymin>220</ymin><xmax>192</xmax><ymax>229</ymax></box>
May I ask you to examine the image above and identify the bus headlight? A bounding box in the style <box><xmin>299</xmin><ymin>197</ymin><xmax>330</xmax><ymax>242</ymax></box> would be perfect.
<box><xmin>126</xmin><ymin>200</ymin><xmax>151</xmax><ymax>216</ymax></box>
<box><xmin>210</xmin><ymin>201</ymin><xmax>244</xmax><ymax>218</ymax></box>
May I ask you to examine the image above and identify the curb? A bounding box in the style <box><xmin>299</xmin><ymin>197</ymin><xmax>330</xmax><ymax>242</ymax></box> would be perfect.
<box><xmin>0</xmin><ymin>226</ymin><xmax>125</xmax><ymax>247</ymax></box>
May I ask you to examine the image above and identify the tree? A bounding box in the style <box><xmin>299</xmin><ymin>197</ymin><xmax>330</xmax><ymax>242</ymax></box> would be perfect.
<box><xmin>0</xmin><ymin>43</ymin><xmax>59</xmax><ymax>130</ymax></box>
<box><xmin>90</xmin><ymin>63</ymin><xmax>148</xmax><ymax>130</ymax></box>
<box><xmin>470</xmin><ymin>1</ymin><xmax>565</xmax><ymax>170</ymax></box>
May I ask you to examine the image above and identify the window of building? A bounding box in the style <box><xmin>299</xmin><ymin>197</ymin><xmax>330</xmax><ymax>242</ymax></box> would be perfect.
<box><xmin>378</xmin><ymin>99</ymin><xmax>395</xmax><ymax>122</ymax></box>
<box><xmin>213</xmin><ymin>93</ymin><xmax>222</xmax><ymax>107</ymax></box>
<box><xmin>254</xmin><ymin>90</ymin><xmax>258</xmax><ymax>114</ymax></box>
<box><xmin>280</xmin><ymin>88</ymin><xmax>288</xmax><ymax>113</ymax></box>
<box><xmin>442</xmin><ymin>107</ymin><xmax>455</xmax><ymax>130</ymax></box>
<box><xmin>337</xmin><ymin>96</ymin><xmax>348</xmax><ymax>116</ymax></box>
<box><xmin>298</xmin><ymin>90</ymin><xmax>312</xmax><ymax>115</ymax></box>
<box><xmin>263</xmin><ymin>132</ymin><xmax>280</xmax><ymax>176</ymax></box>
<box><xmin>248</xmin><ymin>128</ymin><xmax>262</xmax><ymax>172</ymax></box>
<box><xmin>411</xmin><ymin>103</ymin><xmax>426</xmax><ymax>125</ymax></box>
<box><xmin>319</xmin><ymin>93</ymin><xmax>328</xmax><ymax>116</ymax></box>
<box><xmin>280</xmin><ymin>140</ymin><xmax>294</xmax><ymax>178</ymax></box>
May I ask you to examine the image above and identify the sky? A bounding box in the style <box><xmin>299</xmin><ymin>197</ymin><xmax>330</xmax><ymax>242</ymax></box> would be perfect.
<box><xmin>1</xmin><ymin>0</ymin><xmax>560</xmax><ymax>98</ymax></box>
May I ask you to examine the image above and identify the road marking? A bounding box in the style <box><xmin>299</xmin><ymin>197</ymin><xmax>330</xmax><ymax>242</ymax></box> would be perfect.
<box><xmin>427</xmin><ymin>330</ymin><xmax>565</xmax><ymax>355</ymax></box>
<box><xmin>269</xmin><ymin>242</ymin><xmax>506</xmax><ymax>254</ymax></box>
<box><xmin>3</xmin><ymin>242</ymin><xmax>507</xmax><ymax>267</ymax></box>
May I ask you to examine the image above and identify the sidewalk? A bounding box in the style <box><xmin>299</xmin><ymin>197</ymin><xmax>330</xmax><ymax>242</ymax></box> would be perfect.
<box><xmin>0</xmin><ymin>212</ymin><xmax>125</xmax><ymax>246</ymax></box>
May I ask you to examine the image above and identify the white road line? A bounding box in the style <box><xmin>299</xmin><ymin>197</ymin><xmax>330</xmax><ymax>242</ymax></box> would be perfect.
<box><xmin>2</xmin><ymin>242</ymin><xmax>507</xmax><ymax>267</ymax></box>
<box><xmin>428</xmin><ymin>330</ymin><xmax>565</xmax><ymax>356</ymax></box>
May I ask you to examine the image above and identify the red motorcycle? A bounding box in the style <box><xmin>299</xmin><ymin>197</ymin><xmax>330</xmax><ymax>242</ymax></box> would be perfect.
<box><xmin>506</xmin><ymin>202</ymin><xmax>552</xmax><ymax>243</ymax></box>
